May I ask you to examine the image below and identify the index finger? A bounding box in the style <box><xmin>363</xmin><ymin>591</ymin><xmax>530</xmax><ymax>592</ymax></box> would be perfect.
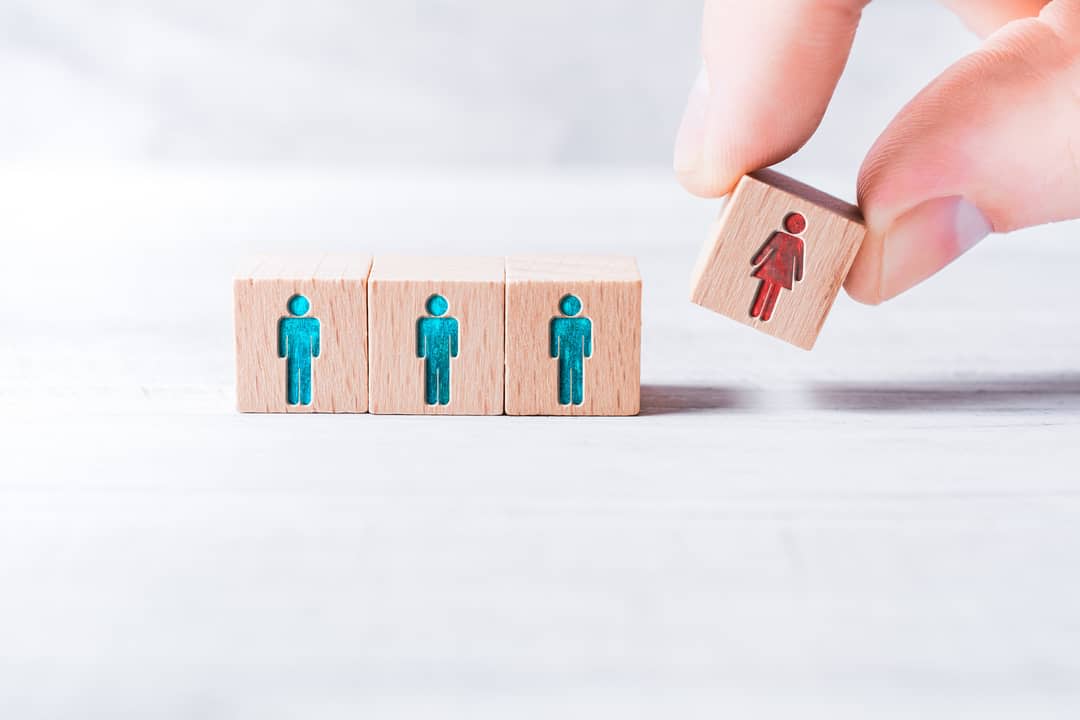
<box><xmin>674</xmin><ymin>0</ymin><xmax>870</xmax><ymax>197</ymax></box>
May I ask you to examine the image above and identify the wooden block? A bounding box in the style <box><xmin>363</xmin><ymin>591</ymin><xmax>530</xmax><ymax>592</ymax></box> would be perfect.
<box><xmin>505</xmin><ymin>256</ymin><xmax>641</xmax><ymax>416</ymax></box>
<box><xmin>234</xmin><ymin>255</ymin><xmax>371</xmax><ymax>413</ymax></box>
<box><xmin>690</xmin><ymin>169</ymin><xmax>866</xmax><ymax>350</ymax></box>
<box><xmin>368</xmin><ymin>256</ymin><xmax>505</xmax><ymax>415</ymax></box>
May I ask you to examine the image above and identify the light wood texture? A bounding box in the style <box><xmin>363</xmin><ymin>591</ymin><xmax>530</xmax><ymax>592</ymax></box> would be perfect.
<box><xmin>505</xmin><ymin>255</ymin><xmax>641</xmax><ymax>416</ymax></box>
<box><xmin>368</xmin><ymin>256</ymin><xmax>505</xmax><ymax>415</ymax></box>
<box><xmin>690</xmin><ymin>169</ymin><xmax>866</xmax><ymax>350</ymax></box>
<box><xmin>234</xmin><ymin>254</ymin><xmax>371</xmax><ymax>413</ymax></box>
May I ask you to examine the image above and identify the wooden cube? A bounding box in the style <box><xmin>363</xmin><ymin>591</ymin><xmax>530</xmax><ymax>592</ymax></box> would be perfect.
<box><xmin>368</xmin><ymin>256</ymin><xmax>505</xmax><ymax>415</ymax></box>
<box><xmin>505</xmin><ymin>256</ymin><xmax>641</xmax><ymax>416</ymax></box>
<box><xmin>234</xmin><ymin>255</ymin><xmax>371</xmax><ymax>413</ymax></box>
<box><xmin>690</xmin><ymin>169</ymin><xmax>866</xmax><ymax>350</ymax></box>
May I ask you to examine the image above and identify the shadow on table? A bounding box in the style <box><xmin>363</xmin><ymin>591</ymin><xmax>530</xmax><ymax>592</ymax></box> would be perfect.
<box><xmin>811</xmin><ymin>374</ymin><xmax>1080</xmax><ymax>412</ymax></box>
<box><xmin>640</xmin><ymin>384</ymin><xmax>756</xmax><ymax>416</ymax></box>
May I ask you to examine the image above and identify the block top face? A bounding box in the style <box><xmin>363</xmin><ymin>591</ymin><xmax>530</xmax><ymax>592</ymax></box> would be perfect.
<box><xmin>506</xmin><ymin>255</ymin><xmax>641</xmax><ymax>284</ymax></box>
<box><xmin>748</xmin><ymin>169</ymin><xmax>863</xmax><ymax>224</ymax></box>
<box><xmin>370</xmin><ymin>256</ymin><xmax>505</xmax><ymax>283</ymax></box>
<box><xmin>238</xmin><ymin>254</ymin><xmax>373</xmax><ymax>281</ymax></box>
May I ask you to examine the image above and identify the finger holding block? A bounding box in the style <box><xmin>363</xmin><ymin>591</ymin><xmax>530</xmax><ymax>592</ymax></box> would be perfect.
<box><xmin>368</xmin><ymin>256</ymin><xmax>505</xmax><ymax>415</ymax></box>
<box><xmin>234</xmin><ymin>255</ymin><xmax>371</xmax><ymax>413</ymax></box>
<box><xmin>505</xmin><ymin>256</ymin><xmax>641</xmax><ymax>416</ymax></box>
<box><xmin>690</xmin><ymin>169</ymin><xmax>866</xmax><ymax>350</ymax></box>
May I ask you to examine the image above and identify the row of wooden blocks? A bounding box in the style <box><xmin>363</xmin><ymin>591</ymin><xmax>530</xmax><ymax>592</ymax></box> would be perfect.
<box><xmin>234</xmin><ymin>256</ymin><xmax>642</xmax><ymax>415</ymax></box>
<box><xmin>235</xmin><ymin>170</ymin><xmax>864</xmax><ymax>416</ymax></box>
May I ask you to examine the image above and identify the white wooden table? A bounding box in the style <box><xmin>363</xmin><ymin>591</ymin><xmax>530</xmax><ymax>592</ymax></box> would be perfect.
<box><xmin>2</xmin><ymin>170</ymin><xmax>1078</xmax><ymax>718</ymax></box>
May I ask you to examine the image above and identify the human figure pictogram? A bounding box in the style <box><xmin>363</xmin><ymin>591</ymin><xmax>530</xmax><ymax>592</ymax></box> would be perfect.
<box><xmin>278</xmin><ymin>294</ymin><xmax>321</xmax><ymax>406</ymax></box>
<box><xmin>750</xmin><ymin>212</ymin><xmax>807</xmax><ymax>322</ymax></box>
<box><xmin>550</xmin><ymin>294</ymin><xmax>593</xmax><ymax>406</ymax></box>
<box><xmin>417</xmin><ymin>294</ymin><xmax>459</xmax><ymax>406</ymax></box>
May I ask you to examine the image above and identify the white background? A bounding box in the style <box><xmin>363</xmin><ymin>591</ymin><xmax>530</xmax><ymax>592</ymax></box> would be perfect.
<box><xmin>2</xmin><ymin>0</ymin><xmax>974</xmax><ymax>169</ymax></box>
<box><xmin>3</xmin><ymin>2</ymin><xmax>1080</xmax><ymax>718</ymax></box>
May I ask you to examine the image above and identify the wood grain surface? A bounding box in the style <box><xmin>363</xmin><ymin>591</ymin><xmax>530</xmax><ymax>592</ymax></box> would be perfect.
<box><xmin>691</xmin><ymin>170</ymin><xmax>866</xmax><ymax>350</ymax></box>
<box><xmin>368</xmin><ymin>256</ymin><xmax>505</xmax><ymax>415</ymax></box>
<box><xmin>505</xmin><ymin>255</ymin><xmax>641</xmax><ymax>416</ymax></box>
<box><xmin>234</xmin><ymin>254</ymin><xmax>371</xmax><ymax>413</ymax></box>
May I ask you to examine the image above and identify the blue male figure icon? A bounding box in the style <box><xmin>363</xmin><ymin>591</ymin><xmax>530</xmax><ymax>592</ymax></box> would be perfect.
<box><xmin>550</xmin><ymin>294</ymin><xmax>592</xmax><ymax>406</ymax></box>
<box><xmin>278</xmin><ymin>294</ymin><xmax>321</xmax><ymax>406</ymax></box>
<box><xmin>416</xmin><ymin>294</ymin><xmax>459</xmax><ymax>405</ymax></box>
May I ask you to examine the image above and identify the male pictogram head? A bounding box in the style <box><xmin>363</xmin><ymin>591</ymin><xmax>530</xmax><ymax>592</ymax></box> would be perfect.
<box><xmin>426</xmin><ymin>293</ymin><xmax>449</xmax><ymax>317</ymax></box>
<box><xmin>287</xmin><ymin>294</ymin><xmax>311</xmax><ymax>316</ymax></box>
<box><xmin>559</xmin><ymin>294</ymin><xmax>582</xmax><ymax>317</ymax></box>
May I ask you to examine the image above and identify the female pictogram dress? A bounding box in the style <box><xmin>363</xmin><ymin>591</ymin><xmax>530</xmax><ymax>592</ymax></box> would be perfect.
<box><xmin>750</xmin><ymin>213</ymin><xmax>806</xmax><ymax>322</ymax></box>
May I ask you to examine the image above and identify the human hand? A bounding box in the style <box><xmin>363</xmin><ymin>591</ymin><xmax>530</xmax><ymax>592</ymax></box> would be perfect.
<box><xmin>674</xmin><ymin>0</ymin><xmax>1080</xmax><ymax>303</ymax></box>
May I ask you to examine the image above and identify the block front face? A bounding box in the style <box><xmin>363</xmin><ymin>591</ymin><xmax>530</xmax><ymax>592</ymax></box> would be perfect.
<box><xmin>690</xmin><ymin>169</ymin><xmax>866</xmax><ymax>350</ymax></box>
<box><xmin>368</xmin><ymin>257</ymin><xmax>505</xmax><ymax>415</ymax></box>
<box><xmin>505</xmin><ymin>256</ymin><xmax>641</xmax><ymax>416</ymax></box>
<box><xmin>234</xmin><ymin>255</ymin><xmax>371</xmax><ymax>413</ymax></box>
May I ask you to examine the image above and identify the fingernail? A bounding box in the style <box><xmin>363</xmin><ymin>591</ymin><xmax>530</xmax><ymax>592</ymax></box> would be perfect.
<box><xmin>674</xmin><ymin>65</ymin><xmax>710</xmax><ymax>176</ymax></box>
<box><xmin>879</xmin><ymin>196</ymin><xmax>993</xmax><ymax>300</ymax></box>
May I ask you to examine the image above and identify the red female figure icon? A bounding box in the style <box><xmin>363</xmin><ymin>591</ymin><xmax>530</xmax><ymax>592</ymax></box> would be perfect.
<box><xmin>750</xmin><ymin>212</ymin><xmax>806</xmax><ymax>322</ymax></box>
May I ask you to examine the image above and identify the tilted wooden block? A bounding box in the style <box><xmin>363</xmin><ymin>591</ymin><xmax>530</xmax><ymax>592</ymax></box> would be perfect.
<box><xmin>368</xmin><ymin>256</ymin><xmax>505</xmax><ymax>415</ymax></box>
<box><xmin>505</xmin><ymin>256</ymin><xmax>641</xmax><ymax>416</ymax></box>
<box><xmin>234</xmin><ymin>255</ymin><xmax>371</xmax><ymax>413</ymax></box>
<box><xmin>690</xmin><ymin>169</ymin><xmax>866</xmax><ymax>350</ymax></box>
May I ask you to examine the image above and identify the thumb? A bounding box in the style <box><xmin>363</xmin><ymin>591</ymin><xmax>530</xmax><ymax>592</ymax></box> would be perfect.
<box><xmin>847</xmin><ymin>1</ymin><xmax>1080</xmax><ymax>303</ymax></box>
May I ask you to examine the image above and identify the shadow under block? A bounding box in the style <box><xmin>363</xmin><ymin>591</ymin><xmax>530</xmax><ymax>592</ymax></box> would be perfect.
<box><xmin>505</xmin><ymin>256</ymin><xmax>641</xmax><ymax>416</ymax></box>
<box><xmin>234</xmin><ymin>255</ymin><xmax>372</xmax><ymax>413</ymax></box>
<box><xmin>368</xmin><ymin>256</ymin><xmax>505</xmax><ymax>415</ymax></box>
<box><xmin>690</xmin><ymin>169</ymin><xmax>866</xmax><ymax>350</ymax></box>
